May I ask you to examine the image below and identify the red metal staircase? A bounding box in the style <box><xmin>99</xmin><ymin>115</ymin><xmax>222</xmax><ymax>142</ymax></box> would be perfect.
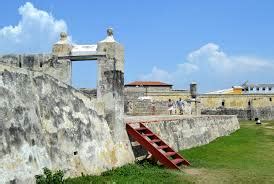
<box><xmin>126</xmin><ymin>122</ymin><xmax>190</xmax><ymax>169</ymax></box>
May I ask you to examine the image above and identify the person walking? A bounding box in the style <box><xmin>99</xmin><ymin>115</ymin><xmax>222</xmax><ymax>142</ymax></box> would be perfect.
<box><xmin>177</xmin><ymin>98</ymin><xmax>184</xmax><ymax>115</ymax></box>
<box><xmin>168</xmin><ymin>99</ymin><xmax>174</xmax><ymax>115</ymax></box>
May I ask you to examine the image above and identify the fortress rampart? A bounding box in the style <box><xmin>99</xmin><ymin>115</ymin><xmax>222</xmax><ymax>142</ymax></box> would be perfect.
<box><xmin>0</xmin><ymin>29</ymin><xmax>240</xmax><ymax>183</ymax></box>
<box><xmin>200</xmin><ymin>94</ymin><xmax>274</xmax><ymax>120</ymax></box>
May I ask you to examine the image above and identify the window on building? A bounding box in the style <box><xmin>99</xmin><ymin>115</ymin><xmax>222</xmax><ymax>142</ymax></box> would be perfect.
<box><xmin>269</xmin><ymin>87</ymin><xmax>272</xmax><ymax>91</ymax></box>
<box><xmin>19</xmin><ymin>61</ymin><xmax>22</xmax><ymax>68</ymax></box>
<box><xmin>248</xmin><ymin>101</ymin><xmax>251</xmax><ymax>106</ymax></box>
<box><xmin>270</xmin><ymin>98</ymin><xmax>272</xmax><ymax>102</ymax></box>
<box><xmin>256</xmin><ymin>87</ymin><xmax>260</xmax><ymax>91</ymax></box>
<box><xmin>262</xmin><ymin>87</ymin><xmax>266</xmax><ymax>91</ymax></box>
<box><xmin>250</xmin><ymin>87</ymin><xmax>254</xmax><ymax>91</ymax></box>
<box><xmin>222</xmin><ymin>101</ymin><xmax>225</xmax><ymax>107</ymax></box>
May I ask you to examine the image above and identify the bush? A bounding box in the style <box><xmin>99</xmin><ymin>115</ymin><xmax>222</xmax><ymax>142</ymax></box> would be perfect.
<box><xmin>35</xmin><ymin>167</ymin><xmax>64</xmax><ymax>184</ymax></box>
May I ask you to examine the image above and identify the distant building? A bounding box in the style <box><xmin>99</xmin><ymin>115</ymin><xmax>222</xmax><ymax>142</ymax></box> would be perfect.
<box><xmin>207</xmin><ymin>83</ymin><xmax>274</xmax><ymax>94</ymax></box>
<box><xmin>124</xmin><ymin>81</ymin><xmax>190</xmax><ymax>115</ymax></box>
<box><xmin>207</xmin><ymin>86</ymin><xmax>243</xmax><ymax>94</ymax></box>
<box><xmin>242</xmin><ymin>83</ymin><xmax>274</xmax><ymax>94</ymax></box>
<box><xmin>124</xmin><ymin>81</ymin><xmax>274</xmax><ymax>120</ymax></box>
<box><xmin>125</xmin><ymin>81</ymin><xmax>173</xmax><ymax>93</ymax></box>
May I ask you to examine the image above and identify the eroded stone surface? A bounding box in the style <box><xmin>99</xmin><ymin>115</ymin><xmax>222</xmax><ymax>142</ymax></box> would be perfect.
<box><xmin>0</xmin><ymin>65</ymin><xmax>134</xmax><ymax>184</ymax></box>
<box><xmin>125</xmin><ymin>115</ymin><xmax>239</xmax><ymax>152</ymax></box>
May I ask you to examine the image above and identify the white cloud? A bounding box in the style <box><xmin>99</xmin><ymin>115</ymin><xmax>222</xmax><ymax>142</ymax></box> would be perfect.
<box><xmin>140</xmin><ymin>66</ymin><xmax>173</xmax><ymax>83</ymax></box>
<box><xmin>140</xmin><ymin>43</ymin><xmax>274</xmax><ymax>92</ymax></box>
<box><xmin>0</xmin><ymin>2</ymin><xmax>67</xmax><ymax>54</ymax></box>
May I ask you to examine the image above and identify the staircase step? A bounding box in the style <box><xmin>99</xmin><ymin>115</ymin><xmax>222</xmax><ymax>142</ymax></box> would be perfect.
<box><xmin>165</xmin><ymin>152</ymin><xmax>176</xmax><ymax>157</ymax></box>
<box><xmin>126</xmin><ymin>122</ymin><xmax>190</xmax><ymax>169</ymax></box>
<box><xmin>150</xmin><ymin>139</ymin><xmax>161</xmax><ymax>143</ymax></box>
<box><xmin>171</xmin><ymin>158</ymin><xmax>183</xmax><ymax>165</ymax></box>
<box><xmin>143</xmin><ymin>133</ymin><xmax>154</xmax><ymax>137</ymax></box>
<box><xmin>135</xmin><ymin>127</ymin><xmax>147</xmax><ymax>131</ymax></box>
<box><xmin>157</xmin><ymin>145</ymin><xmax>169</xmax><ymax>149</ymax></box>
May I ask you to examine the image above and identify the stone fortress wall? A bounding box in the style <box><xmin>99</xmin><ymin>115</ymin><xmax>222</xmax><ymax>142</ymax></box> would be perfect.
<box><xmin>125</xmin><ymin>115</ymin><xmax>239</xmax><ymax>157</ymax></box>
<box><xmin>0</xmin><ymin>54</ymin><xmax>71</xmax><ymax>84</ymax></box>
<box><xmin>0</xmin><ymin>64</ymin><xmax>133</xmax><ymax>183</ymax></box>
<box><xmin>200</xmin><ymin>94</ymin><xmax>274</xmax><ymax>120</ymax></box>
<box><xmin>125</xmin><ymin>85</ymin><xmax>191</xmax><ymax>116</ymax></box>
<box><xmin>0</xmin><ymin>29</ymin><xmax>241</xmax><ymax>183</ymax></box>
<box><xmin>125</xmin><ymin>84</ymin><xmax>274</xmax><ymax>120</ymax></box>
<box><xmin>0</xmin><ymin>29</ymin><xmax>135</xmax><ymax>184</ymax></box>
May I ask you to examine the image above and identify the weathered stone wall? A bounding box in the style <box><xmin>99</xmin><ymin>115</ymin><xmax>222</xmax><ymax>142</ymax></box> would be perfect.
<box><xmin>124</xmin><ymin>90</ymin><xmax>191</xmax><ymax>115</ymax></box>
<box><xmin>200</xmin><ymin>94</ymin><xmax>274</xmax><ymax>120</ymax></box>
<box><xmin>0</xmin><ymin>54</ymin><xmax>71</xmax><ymax>84</ymax></box>
<box><xmin>125</xmin><ymin>89</ymin><xmax>274</xmax><ymax>120</ymax></box>
<box><xmin>126</xmin><ymin>100</ymin><xmax>169</xmax><ymax>115</ymax></box>
<box><xmin>0</xmin><ymin>65</ymin><xmax>134</xmax><ymax>184</ymax></box>
<box><xmin>125</xmin><ymin>115</ymin><xmax>239</xmax><ymax>154</ymax></box>
<box><xmin>79</xmin><ymin>88</ymin><xmax>97</xmax><ymax>98</ymax></box>
<box><xmin>125</xmin><ymin>89</ymin><xmax>190</xmax><ymax>101</ymax></box>
<box><xmin>96</xmin><ymin>40</ymin><xmax>128</xmax><ymax>146</ymax></box>
<box><xmin>147</xmin><ymin>91</ymin><xmax>190</xmax><ymax>101</ymax></box>
<box><xmin>145</xmin><ymin>115</ymin><xmax>239</xmax><ymax>151</ymax></box>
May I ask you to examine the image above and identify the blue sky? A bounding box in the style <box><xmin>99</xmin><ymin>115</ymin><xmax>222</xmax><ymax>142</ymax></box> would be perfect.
<box><xmin>0</xmin><ymin>1</ymin><xmax>274</xmax><ymax>92</ymax></box>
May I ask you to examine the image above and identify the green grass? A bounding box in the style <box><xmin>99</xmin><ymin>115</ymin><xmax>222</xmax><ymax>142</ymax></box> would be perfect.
<box><xmin>181</xmin><ymin>120</ymin><xmax>274</xmax><ymax>183</ymax></box>
<box><xmin>65</xmin><ymin>121</ymin><xmax>274</xmax><ymax>184</ymax></box>
<box><xmin>65</xmin><ymin>160</ymin><xmax>191</xmax><ymax>184</ymax></box>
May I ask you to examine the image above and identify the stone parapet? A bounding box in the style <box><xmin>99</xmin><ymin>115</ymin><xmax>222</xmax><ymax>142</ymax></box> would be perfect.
<box><xmin>125</xmin><ymin>115</ymin><xmax>239</xmax><ymax>156</ymax></box>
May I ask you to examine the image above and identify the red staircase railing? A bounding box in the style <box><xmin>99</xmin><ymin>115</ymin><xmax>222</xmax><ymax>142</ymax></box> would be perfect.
<box><xmin>126</xmin><ymin>122</ymin><xmax>190</xmax><ymax>169</ymax></box>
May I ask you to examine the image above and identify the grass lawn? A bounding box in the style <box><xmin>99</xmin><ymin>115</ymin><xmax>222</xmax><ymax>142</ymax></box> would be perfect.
<box><xmin>65</xmin><ymin>121</ymin><xmax>274</xmax><ymax>184</ymax></box>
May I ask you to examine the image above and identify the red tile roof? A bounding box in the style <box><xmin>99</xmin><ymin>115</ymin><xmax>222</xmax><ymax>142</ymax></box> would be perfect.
<box><xmin>125</xmin><ymin>81</ymin><xmax>172</xmax><ymax>87</ymax></box>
